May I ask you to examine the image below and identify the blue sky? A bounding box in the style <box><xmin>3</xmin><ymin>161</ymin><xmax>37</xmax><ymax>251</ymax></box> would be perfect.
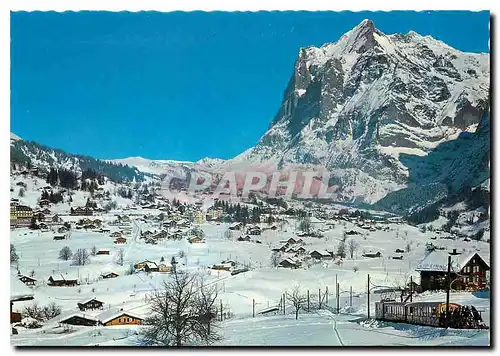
<box><xmin>11</xmin><ymin>11</ymin><xmax>490</xmax><ymax>161</ymax></box>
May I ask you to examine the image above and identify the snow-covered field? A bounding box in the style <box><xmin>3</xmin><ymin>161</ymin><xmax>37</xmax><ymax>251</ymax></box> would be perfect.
<box><xmin>10</xmin><ymin>208</ymin><xmax>490</xmax><ymax>346</ymax></box>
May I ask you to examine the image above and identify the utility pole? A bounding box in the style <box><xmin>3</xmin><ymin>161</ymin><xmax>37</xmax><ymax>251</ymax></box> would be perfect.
<box><xmin>326</xmin><ymin>286</ymin><xmax>329</xmax><ymax>304</ymax></box>
<box><xmin>410</xmin><ymin>276</ymin><xmax>413</xmax><ymax>302</ymax></box>
<box><xmin>445</xmin><ymin>255</ymin><xmax>451</xmax><ymax>328</ymax></box>
<box><xmin>253</xmin><ymin>299</ymin><xmax>255</xmax><ymax>318</ymax></box>
<box><xmin>335</xmin><ymin>274</ymin><xmax>338</xmax><ymax>309</ymax></box>
<box><xmin>336</xmin><ymin>283</ymin><xmax>340</xmax><ymax>314</ymax></box>
<box><xmin>307</xmin><ymin>290</ymin><xmax>310</xmax><ymax>312</ymax></box>
<box><xmin>220</xmin><ymin>299</ymin><xmax>223</xmax><ymax>322</ymax></box>
<box><xmin>367</xmin><ymin>274</ymin><xmax>370</xmax><ymax>319</ymax></box>
<box><xmin>283</xmin><ymin>293</ymin><xmax>286</xmax><ymax>315</ymax></box>
<box><xmin>350</xmin><ymin>286</ymin><xmax>353</xmax><ymax>308</ymax></box>
<box><xmin>318</xmin><ymin>288</ymin><xmax>321</xmax><ymax>309</ymax></box>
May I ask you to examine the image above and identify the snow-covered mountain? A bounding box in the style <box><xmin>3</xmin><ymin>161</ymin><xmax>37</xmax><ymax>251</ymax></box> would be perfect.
<box><xmin>11</xmin><ymin>134</ymin><xmax>145</xmax><ymax>183</ymax></box>
<box><xmin>108</xmin><ymin>156</ymin><xmax>195</xmax><ymax>175</ymax></box>
<box><xmin>235</xmin><ymin>19</ymin><xmax>489</xmax><ymax>203</ymax></box>
<box><xmin>10</xmin><ymin>132</ymin><xmax>22</xmax><ymax>142</ymax></box>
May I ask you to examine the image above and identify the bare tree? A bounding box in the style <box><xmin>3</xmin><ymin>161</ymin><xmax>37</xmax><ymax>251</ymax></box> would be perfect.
<box><xmin>42</xmin><ymin>302</ymin><xmax>62</xmax><ymax>320</ymax></box>
<box><xmin>10</xmin><ymin>244</ymin><xmax>19</xmax><ymax>265</ymax></box>
<box><xmin>270</xmin><ymin>251</ymin><xmax>282</xmax><ymax>267</ymax></box>
<box><xmin>224</xmin><ymin>229</ymin><xmax>233</xmax><ymax>240</ymax></box>
<box><xmin>391</xmin><ymin>271</ymin><xmax>412</xmax><ymax>302</ymax></box>
<box><xmin>24</xmin><ymin>302</ymin><xmax>62</xmax><ymax>322</ymax></box>
<box><xmin>336</xmin><ymin>237</ymin><xmax>346</xmax><ymax>259</ymax></box>
<box><xmin>116</xmin><ymin>248</ymin><xmax>125</xmax><ymax>266</ymax></box>
<box><xmin>348</xmin><ymin>238</ymin><xmax>358</xmax><ymax>259</ymax></box>
<box><xmin>23</xmin><ymin>303</ymin><xmax>44</xmax><ymax>321</ymax></box>
<box><xmin>285</xmin><ymin>285</ymin><xmax>308</xmax><ymax>320</ymax></box>
<box><xmin>90</xmin><ymin>245</ymin><xmax>98</xmax><ymax>256</ymax></box>
<box><xmin>59</xmin><ymin>246</ymin><xmax>73</xmax><ymax>261</ymax></box>
<box><xmin>72</xmin><ymin>248</ymin><xmax>90</xmax><ymax>266</ymax></box>
<box><xmin>298</xmin><ymin>217</ymin><xmax>312</xmax><ymax>234</ymax></box>
<box><xmin>140</xmin><ymin>269</ymin><xmax>220</xmax><ymax>346</ymax></box>
<box><xmin>125</xmin><ymin>263</ymin><xmax>135</xmax><ymax>275</ymax></box>
<box><xmin>405</xmin><ymin>240</ymin><xmax>412</xmax><ymax>253</ymax></box>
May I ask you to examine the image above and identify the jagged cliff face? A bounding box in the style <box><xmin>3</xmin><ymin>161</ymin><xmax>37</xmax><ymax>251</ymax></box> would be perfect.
<box><xmin>238</xmin><ymin>19</ymin><xmax>489</xmax><ymax>203</ymax></box>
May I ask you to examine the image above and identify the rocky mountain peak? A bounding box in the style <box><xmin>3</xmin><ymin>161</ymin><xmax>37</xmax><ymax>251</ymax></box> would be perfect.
<box><xmin>237</xmin><ymin>20</ymin><xmax>489</xmax><ymax>204</ymax></box>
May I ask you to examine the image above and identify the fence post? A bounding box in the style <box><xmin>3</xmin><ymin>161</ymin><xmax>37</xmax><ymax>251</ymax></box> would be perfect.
<box><xmin>350</xmin><ymin>286</ymin><xmax>352</xmax><ymax>308</ymax></box>
<box><xmin>253</xmin><ymin>299</ymin><xmax>255</xmax><ymax>318</ymax></box>
<box><xmin>307</xmin><ymin>290</ymin><xmax>310</xmax><ymax>312</ymax></box>
<box><xmin>318</xmin><ymin>288</ymin><xmax>321</xmax><ymax>309</ymax></box>
<box><xmin>367</xmin><ymin>274</ymin><xmax>370</xmax><ymax>319</ymax></box>
<box><xmin>283</xmin><ymin>293</ymin><xmax>286</xmax><ymax>315</ymax></box>
<box><xmin>326</xmin><ymin>286</ymin><xmax>329</xmax><ymax>304</ymax></box>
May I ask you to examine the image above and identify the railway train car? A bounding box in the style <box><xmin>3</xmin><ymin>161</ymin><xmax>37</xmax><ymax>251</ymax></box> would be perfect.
<box><xmin>375</xmin><ymin>301</ymin><xmax>487</xmax><ymax>329</ymax></box>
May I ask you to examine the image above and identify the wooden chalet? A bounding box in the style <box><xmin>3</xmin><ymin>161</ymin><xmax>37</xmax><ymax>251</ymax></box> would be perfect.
<box><xmin>237</xmin><ymin>235</ymin><xmax>251</xmax><ymax>242</ymax></box>
<box><xmin>271</xmin><ymin>243</ymin><xmax>289</xmax><ymax>252</ymax></box>
<box><xmin>248</xmin><ymin>226</ymin><xmax>261</xmax><ymax>235</ymax></box>
<box><xmin>97</xmin><ymin>309</ymin><xmax>143</xmax><ymax>326</ymax></box>
<box><xmin>141</xmin><ymin>230</ymin><xmax>154</xmax><ymax>238</ymax></box>
<box><xmin>58</xmin><ymin>226</ymin><xmax>69</xmax><ymax>233</ymax></box>
<box><xmin>33</xmin><ymin>212</ymin><xmax>45</xmax><ymax>221</ymax></box>
<box><xmin>363</xmin><ymin>251</ymin><xmax>382</xmax><ymax>258</ymax></box>
<box><xmin>134</xmin><ymin>260</ymin><xmax>158</xmax><ymax>272</ymax></box>
<box><xmin>60</xmin><ymin>314</ymin><xmax>99</xmax><ymax>326</ymax></box>
<box><xmin>310</xmin><ymin>250</ymin><xmax>332</xmax><ymax>260</ymax></box>
<box><xmin>101</xmin><ymin>272</ymin><xmax>119</xmax><ymax>279</ymax></box>
<box><xmin>144</xmin><ymin>262</ymin><xmax>159</xmax><ymax>273</ymax></box>
<box><xmin>295</xmin><ymin>246</ymin><xmax>306</xmax><ymax>254</ymax></box>
<box><xmin>19</xmin><ymin>275</ymin><xmax>36</xmax><ymax>286</ymax></box>
<box><xmin>188</xmin><ymin>236</ymin><xmax>203</xmax><ymax>244</ymax></box>
<box><xmin>416</xmin><ymin>250</ymin><xmax>490</xmax><ymax>292</ymax></box>
<box><xmin>48</xmin><ymin>275</ymin><xmax>78</xmax><ymax>287</ymax></box>
<box><xmin>345</xmin><ymin>230</ymin><xmax>360</xmax><ymax>235</ymax></box>
<box><xmin>114</xmin><ymin>237</ymin><xmax>127</xmax><ymax>244</ymax></box>
<box><xmin>96</xmin><ymin>249</ymin><xmax>110</xmax><ymax>255</ymax></box>
<box><xmin>110</xmin><ymin>231</ymin><xmax>122</xmax><ymax>238</ymax></box>
<box><xmin>152</xmin><ymin>230</ymin><xmax>168</xmax><ymax>240</ymax></box>
<box><xmin>278</xmin><ymin>258</ymin><xmax>299</xmax><ymax>269</ymax></box>
<box><xmin>229</xmin><ymin>222</ymin><xmax>243</xmax><ymax>231</ymax></box>
<box><xmin>70</xmin><ymin>206</ymin><xmax>93</xmax><ymax>216</ymax></box>
<box><xmin>285</xmin><ymin>237</ymin><xmax>297</xmax><ymax>244</ymax></box>
<box><xmin>78</xmin><ymin>298</ymin><xmax>104</xmax><ymax>311</ymax></box>
<box><xmin>158</xmin><ymin>263</ymin><xmax>172</xmax><ymax>273</ymax></box>
<box><xmin>39</xmin><ymin>199</ymin><xmax>50</xmax><ymax>207</ymax></box>
<box><xmin>212</xmin><ymin>263</ymin><xmax>232</xmax><ymax>272</ymax></box>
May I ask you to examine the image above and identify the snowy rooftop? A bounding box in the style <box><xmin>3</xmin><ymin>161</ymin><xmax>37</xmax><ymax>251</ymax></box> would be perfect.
<box><xmin>78</xmin><ymin>297</ymin><xmax>103</xmax><ymax>305</ymax></box>
<box><xmin>10</xmin><ymin>274</ymin><xmax>34</xmax><ymax>302</ymax></box>
<box><xmin>96</xmin><ymin>309</ymin><xmax>143</xmax><ymax>324</ymax></box>
<box><xmin>415</xmin><ymin>251</ymin><xmax>489</xmax><ymax>272</ymax></box>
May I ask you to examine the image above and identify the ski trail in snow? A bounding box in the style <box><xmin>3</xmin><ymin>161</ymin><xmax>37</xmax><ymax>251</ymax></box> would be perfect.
<box><xmin>124</xmin><ymin>218</ymin><xmax>140</xmax><ymax>262</ymax></box>
<box><xmin>330</xmin><ymin>314</ymin><xmax>345</xmax><ymax>346</ymax></box>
